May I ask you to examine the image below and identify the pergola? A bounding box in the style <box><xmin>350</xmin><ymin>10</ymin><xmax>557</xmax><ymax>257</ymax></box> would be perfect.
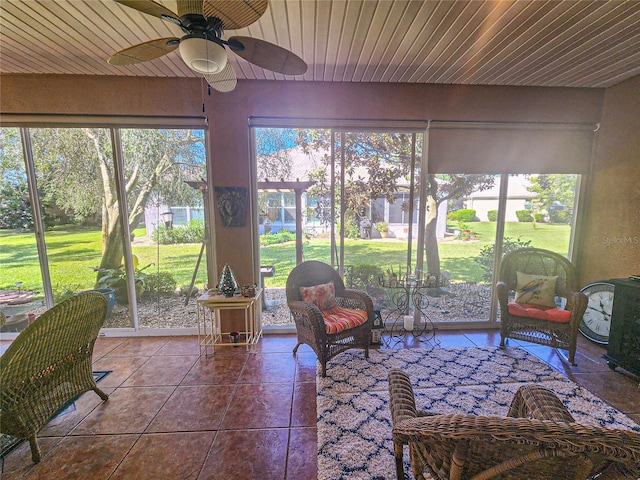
<box><xmin>258</xmin><ymin>180</ymin><xmax>315</xmax><ymax>265</ymax></box>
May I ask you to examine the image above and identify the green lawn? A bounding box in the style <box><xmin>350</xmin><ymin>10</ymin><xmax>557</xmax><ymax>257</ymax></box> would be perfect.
<box><xmin>0</xmin><ymin>226</ymin><xmax>207</xmax><ymax>296</ymax></box>
<box><xmin>0</xmin><ymin>221</ymin><xmax>570</xmax><ymax>293</ymax></box>
<box><xmin>261</xmin><ymin>221</ymin><xmax>571</xmax><ymax>286</ymax></box>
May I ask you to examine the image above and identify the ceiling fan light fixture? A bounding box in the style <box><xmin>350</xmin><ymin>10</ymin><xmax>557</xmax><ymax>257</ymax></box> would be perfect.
<box><xmin>179</xmin><ymin>36</ymin><xmax>227</xmax><ymax>74</ymax></box>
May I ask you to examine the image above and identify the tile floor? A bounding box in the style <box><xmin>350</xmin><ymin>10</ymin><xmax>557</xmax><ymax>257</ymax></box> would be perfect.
<box><xmin>1</xmin><ymin>330</ymin><xmax>639</xmax><ymax>479</ymax></box>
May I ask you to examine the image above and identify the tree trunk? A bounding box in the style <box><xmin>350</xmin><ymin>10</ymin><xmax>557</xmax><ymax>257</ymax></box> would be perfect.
<box><xmin>85</xmin><ymin>128</ymin><xmax>159</xmax><ymax>272</ymax></box>
<box><xmin>99</xmin><ymin>203</ymin><xmax>124</xmax><ymax>270</ymax></box>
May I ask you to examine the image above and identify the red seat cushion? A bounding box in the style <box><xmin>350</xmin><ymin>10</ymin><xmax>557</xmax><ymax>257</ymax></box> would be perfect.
<box><xmin>322</xmin><ymin>306</ymin><xmax>368</xmax><ymax>334</ymax></box>
<box><xmin>508</xmin><ymin>302</ymin><xmax>571</xmax><ymax>323</ymax></box>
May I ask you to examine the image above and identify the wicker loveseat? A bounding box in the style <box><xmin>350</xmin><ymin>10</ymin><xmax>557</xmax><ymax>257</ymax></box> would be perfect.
<box><xmin>496</xmin><ymin>247</ymin><xmax>587</xmax><ymax>365</ymax></box>
<box><xmin>388</xmin><ymin>369</ymin><xmax>640</xmax><ymax>480</ymax></box>
<box><xmin>0</xmin><ymin>291</ymin><xmax>109</xmax><ymax>463</ymax></box>
<box><xmin>286</xmin><ymin>260</ymin><xmax>374</xmax><ymax>377</ymax></box>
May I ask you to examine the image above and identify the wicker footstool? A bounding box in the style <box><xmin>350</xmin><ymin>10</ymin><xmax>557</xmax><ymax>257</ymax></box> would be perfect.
<box><xmin>387</xmin><ymin>369</ymin><xmax>640</xmax><ymax>480</ymax></box>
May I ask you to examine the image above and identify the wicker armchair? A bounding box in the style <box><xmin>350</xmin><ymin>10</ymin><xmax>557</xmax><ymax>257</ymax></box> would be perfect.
<box><xmin>496</xmin><ymin>247</ymin><xmax>587</xmax><ymax>365</ymax></box>
<box><xmin>388</xmin><ymin>369</ymin><xmax>640</xmax><ymax>480</ymax></box>
<box><xmin>286</xmin><ymin>261</ymin><xmax>374</xmax><ymax>377</ymax></box>
<box><xmin>0</xmin><ymin>291</ymin><xmax>109</xmax><ymax>463</ymax></box>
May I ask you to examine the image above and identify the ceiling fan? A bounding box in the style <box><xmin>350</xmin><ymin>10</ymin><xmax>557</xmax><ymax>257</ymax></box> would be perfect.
<box><xmin>107</xmin><ymin>0</ymin><xmax>307</xmax><ymax>92</ymax></box>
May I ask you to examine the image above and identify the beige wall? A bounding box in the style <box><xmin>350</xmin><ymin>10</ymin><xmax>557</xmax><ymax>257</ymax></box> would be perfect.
<box><xmin>3</xmin><ymin>73</ymin><xmax>632</xmax><ymax>289</ymax></box>
<box><xmin>577</xmin><ymin>75</ymin><xmax>640</xmax><ymax>284</ymax></box>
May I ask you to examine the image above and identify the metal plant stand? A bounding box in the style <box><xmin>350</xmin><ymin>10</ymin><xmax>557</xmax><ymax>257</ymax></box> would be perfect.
<box><xmin>379</xmin><ymin>271</ymin><xmax>445</xmax><ymax>347</ymax></box>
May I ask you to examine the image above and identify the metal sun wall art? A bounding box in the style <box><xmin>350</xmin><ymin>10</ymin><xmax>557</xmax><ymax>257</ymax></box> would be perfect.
<box><xmin>215</xmin><ymin>186</ymin><xmax>248</xmax><ymax>227</ymax></box>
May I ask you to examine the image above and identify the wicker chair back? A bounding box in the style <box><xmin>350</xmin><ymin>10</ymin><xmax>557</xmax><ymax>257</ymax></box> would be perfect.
<box><xmin>499</xmin><ymin>247</ymin><xmax>577</xmax><ymax>298</ymax></box>
<box><xmin>286</xmin><ymin>260</ymin><xmax>346</xmax><ymax>304</ymax></box>
<box><xmin>0</xmin><ymin>291</ymin><xmax>109</xmax><ymax>462</ymax></box>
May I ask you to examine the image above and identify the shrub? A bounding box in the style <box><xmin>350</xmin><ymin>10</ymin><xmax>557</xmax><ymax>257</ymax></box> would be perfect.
<box><xmin>344</xmin><ymin>222</ymin><xmax>360</xmax><ymax>239</ymax></box>
<box><xmin>154</xmin><ymin>220</ymin><xmax>205</xmax><ymax>245</ymax></box>
<box><xmin>0</xmin><ymin>183</ymin><xmax>63</xmax><ymax>231</ymax></box>
<box><xmin>516</xmin><ymin>210</ymin><xmax>533</xmax><ymax>222</ymax></box>
<box><xmin>145</xmin><ymin>271</ymin><xmax>177</xmax><ymax>294</ymax></box>
<box><xmin>375</xmin><ymin>221</ymin><xmax>388</xmax><ymax>233</ymax></box>
<box><xmin>260</xmin><ymin>230</ymin><xmax>296</xmax><ymax>246</ymax></box>
<box><xmin>549</xmin><ymin>210</ymin><xmax>572</xmax><ymax>224</ymax></box>
<box><xmin>94</xmin><ymin>256</ymin><xmax>152</xmax><ymax>304</ymax></box>
<box><xmin>0</xmin><ymin>183</ymin><xmax>33</xmax><ymax>231</ymax></box>
<box><xmin>475</xmin><ymin>236</ymin><xmax>532</xmax><ymax>282</ymax></box>
<box><xmin>348</xmin><ymin>264</ymin><xmax>383</xmax><ymax>291</ymax></box>
<box><xmin>534</xmin><ymin>212</ymin><xmax>546</xmax><ymax>223</ymax></box>
<box><xmin>448</xmin><ymin>209</ymin><xmax>477</xmax><ymax>222</ymax></box>
<box><xmin>52</xmin><ymin>283</ymin><xmax>81</xmax><ymax>303</ymax></box>
<box><xmin>179</xmin><ymin>285</ymin><xmax>199</xmax><ymax>297</ymax></box>
<box><xmin>487</xmin><ymin>210</ymin><xmax>498</xmax><ymax>222</ymax></box>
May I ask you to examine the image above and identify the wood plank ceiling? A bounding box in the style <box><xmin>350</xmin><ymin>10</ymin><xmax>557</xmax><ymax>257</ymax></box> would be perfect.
<box><xmin>1</xmin><ymin>0</ymin><xmax>640</xmax><ymax>88</ymax></box>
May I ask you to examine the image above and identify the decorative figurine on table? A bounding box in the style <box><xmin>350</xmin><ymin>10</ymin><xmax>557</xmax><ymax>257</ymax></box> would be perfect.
<box><xmin>219</xmin><ymin>264</ymin><xmax>239</xmax><ymax>297</ymax></box>
<box><xmin>242</xmin><ymin>284</ymin><xmax>257</xmax><ymax>297</ymax></box>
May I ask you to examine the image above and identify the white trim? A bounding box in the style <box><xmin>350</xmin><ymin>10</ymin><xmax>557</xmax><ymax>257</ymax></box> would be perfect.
<box><xmin>97</xmin><ymin>327</ymin><xmax>199</xmax><ymax>337</ymax></box>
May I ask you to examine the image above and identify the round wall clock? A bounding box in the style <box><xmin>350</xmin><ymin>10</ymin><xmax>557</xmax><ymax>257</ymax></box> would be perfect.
<box><xmin>579</xmin><ymin>281</ymin><xmax>615</xmax><ymax>344</ymax></box>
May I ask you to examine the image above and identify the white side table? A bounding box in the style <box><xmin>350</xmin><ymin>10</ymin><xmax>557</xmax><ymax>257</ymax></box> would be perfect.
<box><xmin>196</xmin><ymin>288</ymin><xmax>263</xmax><ymax>356</ymax></box>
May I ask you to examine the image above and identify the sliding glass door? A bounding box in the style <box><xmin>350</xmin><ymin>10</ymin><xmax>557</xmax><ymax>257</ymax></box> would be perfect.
<box><xmin>1</xmin><ymin>120</ymin><xmax>210</xmax><ymax>333</ymax></box>
<box><xmin>253</xmin><ymin>126</ymin><xmax>424</xmax><ymax>327</ymax></box>
<box><xmin>0</xmin><ymin>128</ymin><xmax>46</xmax><ymax>330</ymax></box>
<box><xmin>118</xmin><ymin>128</ymin><xmax>208</xmax><ymax>329</ymax></box>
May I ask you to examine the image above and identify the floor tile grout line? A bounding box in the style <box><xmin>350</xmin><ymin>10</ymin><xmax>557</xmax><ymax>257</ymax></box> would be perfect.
<box><xmin>105</xmin><ymin>432</ymin><xmax>144</xmax><ymax>480</ymax></box>
<box><xmin>141</xmin><ymin>384</ymin><xmax>181</xmax><ymax>436</ymax></box>
<box><xmin>284</xmin><ymin>358</ymin><xmax>299</xmax><ymax>478</ymax></box>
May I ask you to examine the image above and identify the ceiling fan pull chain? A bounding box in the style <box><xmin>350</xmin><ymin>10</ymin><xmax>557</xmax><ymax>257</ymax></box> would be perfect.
<box><xmin>201</xmin><ymin>77</ymin><xmax>206</xmax><ymax>113</ymax></box>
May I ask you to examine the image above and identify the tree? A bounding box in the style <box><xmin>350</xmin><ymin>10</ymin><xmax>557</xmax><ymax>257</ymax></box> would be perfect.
<box><xmin>0</xmin><ymin>128</ymin><xmax>24</xmax><ymax>187</ymax></box>
<box><xmin>25</xmin><ymin>127</ymin><xmax>205</xmax><ymax>270</ymax></box>
<box><xmin>423</xmin><ymin>174</ymin><xmax>495</xmax><ymax>275</ymax></box>
<box><xmin>528</xmin><ymin>174</ymin><xmax>577</xmax><ymax>223</ymax></box>
<box><xmin>297</xmin><ymin>130</ymin><xmax>495</xmax><ymax>275</ymax></box>
<box><xmin>0</xmin><ymin>128</ymin><xmax>59</xmax><ymax>230</ymax></box>
<box><xmin>299</xmin><ymin>130</ymin><xmax>415</xmax><ymax>237</ymax></box>
<box><xmin>0</xmin><ymin>128</ymin><xmax>31</xmax><ymax>230</ymax></box>
<box><xmin>255</xmin><ymin>128</ymin><xmax>297</xmax><ymax>181</ymax></box>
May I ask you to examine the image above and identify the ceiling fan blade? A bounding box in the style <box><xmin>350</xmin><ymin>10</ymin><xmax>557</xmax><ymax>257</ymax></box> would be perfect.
<box><xmin>229</xmin><ymin>36</ymin><xmax>307</xmax><ymax>75</ymax></box>
<box><xmin>203</xmin><ymin>0</ymin><xmax>268</xmax><ymax>30</ymax></box>
<box><xmin>114</xmin><ymin>0</ymin><xmax>180</xmax><ymax>23</ymax></box>
<box><xmin>108</xmin><ymin>38</ymin><xmax>179</xmax><ymax>65</ymax></box>
<box><xmin>176</xmin><ymin>0</ymin><xmax>203</xmax><ymax>16</ymax></box>
<box><xmin>203</xmin><ymin>62</ymin><xmax>237</xmax><ymax>92</ymax></box>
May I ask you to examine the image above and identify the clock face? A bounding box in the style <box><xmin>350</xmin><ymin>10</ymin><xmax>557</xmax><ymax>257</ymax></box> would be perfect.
<box><xmin>579</xmin><ymin>282</ymin><xmax>615</xmax><ymax>344</ymax></box>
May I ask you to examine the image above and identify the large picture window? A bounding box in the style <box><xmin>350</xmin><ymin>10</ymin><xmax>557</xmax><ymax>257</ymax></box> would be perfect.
<box><xmin>251</xmin><ymin>120</ymin><xmax>592</xmax><ymax>329</ymax></box>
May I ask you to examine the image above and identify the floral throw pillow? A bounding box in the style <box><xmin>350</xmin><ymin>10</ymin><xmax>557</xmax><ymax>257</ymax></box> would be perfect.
<box><xmin>299</xmin><ymin>281</ymin><xmax>337</xmax><ymax>311</ymax></box>
<box><xmin>514</xmin><ymin>271</ymin><xmax>558</xmax><ymax>308</ymax></box>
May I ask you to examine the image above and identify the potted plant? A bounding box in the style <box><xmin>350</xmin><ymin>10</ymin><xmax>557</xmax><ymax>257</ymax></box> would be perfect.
<box><xmin>375</xmin><ymin>221</ymin><xmax>389</xmax><ymax>238</ymax></box>
<box><xmin>94</xmin><ymin>255</ymin><xmax>151</xmax><ymax>304</ymax></box>
<box><xmin>88</xmin><ymin>287</ymin><xmax>116</xmax><ymax>316</ymax></box>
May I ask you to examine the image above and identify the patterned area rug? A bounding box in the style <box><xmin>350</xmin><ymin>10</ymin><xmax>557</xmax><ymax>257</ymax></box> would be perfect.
<box><xmin>316</xmin><ymin>347</ymin><xmax>639</xmax><ymax>480</ymax></box>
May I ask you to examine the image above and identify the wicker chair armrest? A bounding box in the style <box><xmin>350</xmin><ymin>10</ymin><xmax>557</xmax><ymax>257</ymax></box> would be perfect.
<box><xmin>565</xmin><ymin>290</ymin><xmax>588</xmax><ymax>322</ymax></box>
<box><xmin>337</xmin><ymin>289</ymin><xmax>374</xmax><ymax>319</ymax></box>
<box><xmin>388</xmin><ymin>369</ymin><xmax>418</xmax><ymax>425</ymax></box>
<box><xmin>287</xmin><ymin>300</ymin><xmax>328</xmax><ymax>340</ymax></box>
<box><xmin>508</xmin><ymin>384</ymin><xmax>575</xmax><ymax>423</ymax></box>
<box><xmin>393</xmin><ymin>413</ymin><xmax>640</xmax><ymax>461</ymax></box>
<box><xmin>496</xmin><ymin>281</ymin><xmax>510</xmax><ymax>309</ymax></box>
